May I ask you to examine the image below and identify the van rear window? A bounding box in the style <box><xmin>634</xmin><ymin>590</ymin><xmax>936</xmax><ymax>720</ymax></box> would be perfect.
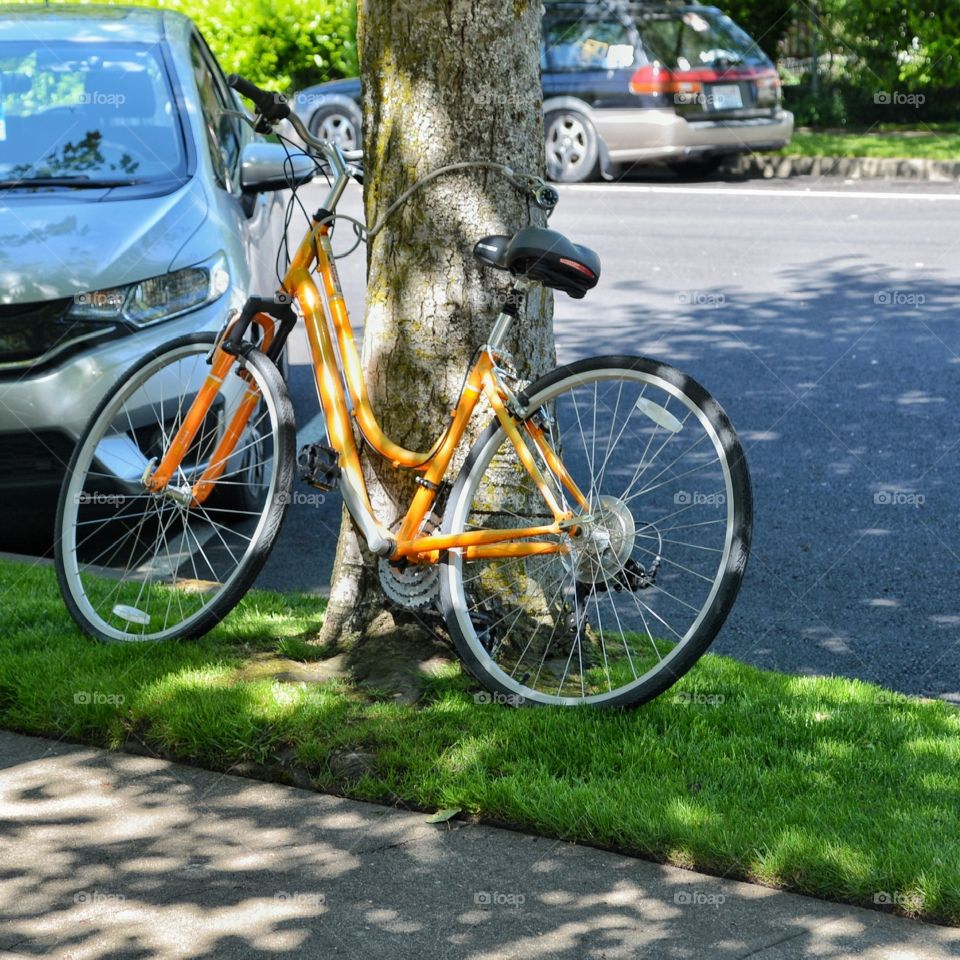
<box><xmin>637</xmin><ymin>10</ymin><xmax>769</xmax><ymax>71</ymax></box>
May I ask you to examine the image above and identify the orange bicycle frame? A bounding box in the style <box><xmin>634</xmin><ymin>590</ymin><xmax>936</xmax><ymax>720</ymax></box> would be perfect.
<box><xmin>147</xmin><ymin>211</ymin><xmax>588</xmax><ymax>563</ymax></box>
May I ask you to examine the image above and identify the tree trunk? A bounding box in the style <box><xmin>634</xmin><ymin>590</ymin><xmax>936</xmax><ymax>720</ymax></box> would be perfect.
<box><xmin>315</xmin><ymin>0</ymin><xmax>554</xmax><ymax>692</ymax></box>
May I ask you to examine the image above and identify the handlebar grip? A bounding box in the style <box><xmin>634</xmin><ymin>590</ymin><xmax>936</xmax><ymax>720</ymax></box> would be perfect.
<box><xmin>226</xmin><ymin>74</ymin><xmax>291</xmax><ymax>124</ymax></box>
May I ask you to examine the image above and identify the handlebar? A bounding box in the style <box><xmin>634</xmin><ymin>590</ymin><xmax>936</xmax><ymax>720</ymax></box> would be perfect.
<box><xmin>226</xmin><ymin>73</ymin><xmax>557</xmax><ymax>214</ymax></box>
<box><xmin>226</xmin><ymin>74</ymin><xmax>290</xmax><ymax>132</ymax></box>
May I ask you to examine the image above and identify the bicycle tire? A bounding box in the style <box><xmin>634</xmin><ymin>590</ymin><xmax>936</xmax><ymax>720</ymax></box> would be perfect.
<box><xmin>55</xmin><ymin>333</ymin><xmax>295</xmax><ymax>643</ymax></box>
<box><xmin>440</xmin><ymin>355</ymin><xmax>752</xmax><ymax>708</ymax></box>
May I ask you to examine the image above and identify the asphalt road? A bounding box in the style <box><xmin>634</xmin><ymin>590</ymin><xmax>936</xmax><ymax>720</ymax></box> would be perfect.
<box><xmin>256</xmin><ymin>174</ymin><xmax>960</xmax><ymax>701</ymax></box>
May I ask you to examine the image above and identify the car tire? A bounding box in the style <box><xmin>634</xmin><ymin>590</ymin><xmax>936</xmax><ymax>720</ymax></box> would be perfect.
<box><xmin>544</xmin><ymin>110</ymin><xmax>601</xmax><ymax>183</ymax></box>
<box><xmin>308</xmin><ymin>101</ymin><xmax>362</xmax><ymax>152</ymax></box>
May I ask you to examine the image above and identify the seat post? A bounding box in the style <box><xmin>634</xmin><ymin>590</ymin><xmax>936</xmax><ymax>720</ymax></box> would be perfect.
<box><xmin>486</xmin><ymin>277</ymin><xmax>532</xmax><ymax>352</ymax></box>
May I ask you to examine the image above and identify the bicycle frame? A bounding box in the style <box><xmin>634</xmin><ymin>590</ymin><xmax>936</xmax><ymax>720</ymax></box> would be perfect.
<box><xmin>146</xmin><ymin>144</ymin><xmax>589</xmax><ymax>564</ymax></box>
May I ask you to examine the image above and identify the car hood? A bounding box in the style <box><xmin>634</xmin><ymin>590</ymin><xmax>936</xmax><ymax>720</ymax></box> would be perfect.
<box><xmin>0</xmin><ymin>178</ymin><xmax>208</xmax><ymax>304</ymax></box>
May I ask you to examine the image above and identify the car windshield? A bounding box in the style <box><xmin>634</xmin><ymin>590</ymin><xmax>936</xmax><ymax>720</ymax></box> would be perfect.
<box><xmin>0</xmin><ymin>40</ymin><xmax>186</xmax><ymax>186</ymax></box>
<box><xmin>637</xmin><ymin>10</ymin><xmax>769</xmax><ymax>70</ymax></box>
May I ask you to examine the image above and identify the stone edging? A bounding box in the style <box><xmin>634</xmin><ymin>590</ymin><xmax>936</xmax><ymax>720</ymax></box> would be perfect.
<box><xmin>728</xmin><ymin>153</ymin><xmax>960</xmax><ymax>181</ymax></box>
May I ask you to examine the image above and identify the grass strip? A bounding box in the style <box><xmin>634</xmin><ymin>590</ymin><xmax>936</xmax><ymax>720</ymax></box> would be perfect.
<box><xmin>1</xmin><ymin>556</ymin><xmax>957</xmax><ymax>924</ymax></box>
<box><xmin>784</xmin><ymin>125</ymin><xmax>960</xmax><ymax>161</ymax></box>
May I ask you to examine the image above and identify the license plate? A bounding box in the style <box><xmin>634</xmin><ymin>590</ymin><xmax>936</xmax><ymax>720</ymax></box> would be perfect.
<box><xmin>708</xmin><ymin>84</ymin><xmax>743</xmax><ymax>110</ymax></box>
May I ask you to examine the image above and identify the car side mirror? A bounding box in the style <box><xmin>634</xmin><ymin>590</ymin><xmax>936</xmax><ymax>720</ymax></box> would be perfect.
<box><xmin>239</xmin><ymin>142</ymin><xmax>314</xmax><ymax>194</ymax></box>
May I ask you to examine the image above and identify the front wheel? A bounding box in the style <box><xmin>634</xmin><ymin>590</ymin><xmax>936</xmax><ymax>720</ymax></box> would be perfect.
<box><xmin>440</xmin><ymin>356</ymin><xmax>752</xmax><ymax>708</ymax></box>
<box><xmin>55</xmin><ymin>333</ymin><xmax>295</xmax><ymax>643</ymax></box>
<box><xmin>308</xmin><ymin>101</ymin><xmax>362</xmax><ymax>152</ymax></box>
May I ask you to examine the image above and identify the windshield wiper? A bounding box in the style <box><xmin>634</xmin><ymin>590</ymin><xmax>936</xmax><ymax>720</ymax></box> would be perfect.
<box><xmin>0</xmin><ymin>176</ymin><xmax>140</xmax><ymax>189</ymax></box>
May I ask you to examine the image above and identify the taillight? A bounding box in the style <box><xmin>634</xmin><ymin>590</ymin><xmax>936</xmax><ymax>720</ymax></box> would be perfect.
<box><xmin>629</xmin><ymin>64</ymin><xmax>703</xmax><ymax>105</ymax></box>
<box><xmin>629</xmin><ymin>64</ymin><xmax>668</xmax><ymax>95</ymax></box>
<box><xmin>756</xmin><ymin>71</ymin><xmax>781</xmax><ymax>106</ymax></box>
<box><xmin>631</xmin><ymin>63</ymin><xmax>781</xmax><ymax>108</ymax></box>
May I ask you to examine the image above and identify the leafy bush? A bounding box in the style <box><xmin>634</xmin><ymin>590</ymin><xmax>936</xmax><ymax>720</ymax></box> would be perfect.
<box><xmin>784</xmin><ymin>80</ymin><xmax>851</xmax><ymax>128</ymax></box>
<box><xmin>159</xmin><ymin>0</ymin><xmax>358</xmax><ymax>92</ymax></box>
<box><xmin>785</xmin><ymin>74</ymin><xmax>958</xmax><ymax>128</ymax></box>
<box><xmin>6</xmin><ymin>0</ymin><xmax>358</xmax><ymax>93</ymax></box>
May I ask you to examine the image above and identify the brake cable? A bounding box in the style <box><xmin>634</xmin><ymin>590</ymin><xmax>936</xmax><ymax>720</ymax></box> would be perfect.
<box><xmin>361</xmin><ymin>161</ymin><xmax>558</xmax><ymax>241</ymax></box>
<box><xmin>227</xmin><ymin>107</ymin><xmax>558</xmax><ymax>258</ymax></box>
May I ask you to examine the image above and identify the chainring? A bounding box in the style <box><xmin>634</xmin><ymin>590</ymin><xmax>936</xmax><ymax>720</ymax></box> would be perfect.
<box><xmin>377</xmin><ymin>557</ymin><xmax>440</xmax><ymax>610</ymax></box>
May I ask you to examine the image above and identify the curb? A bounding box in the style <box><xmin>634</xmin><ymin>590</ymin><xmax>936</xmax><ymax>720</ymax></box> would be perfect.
<box><xmin>729</xmin><ymin>153</ymin><xmax>960</xmax><ymax>181</ymax></box>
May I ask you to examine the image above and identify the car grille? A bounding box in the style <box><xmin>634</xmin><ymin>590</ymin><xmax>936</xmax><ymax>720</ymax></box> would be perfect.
<box><xmin>0</xmin><ymin>430</ymin><xmax>76</xmax><ymax>489</ymax></box>
<box><xmin>0</xmin><ymin>299</ymin><xmax>120</xmax><ymax>374</ymax></box>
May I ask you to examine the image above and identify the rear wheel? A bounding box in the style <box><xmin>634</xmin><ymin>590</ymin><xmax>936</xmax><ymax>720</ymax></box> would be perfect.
<box><xmin>55</xmin><ymin>333</ymin><xmax>295</xmax><ymax>643</ymax></box>
<box><xmin>544</xmin><ymin>110</ymin><xmax>600</xmax><ymax>183</ymax></box>
<box><xmin>440</xmin><ymin>356</ymin><xmax>751</xmax><ymax>708</ymax></box>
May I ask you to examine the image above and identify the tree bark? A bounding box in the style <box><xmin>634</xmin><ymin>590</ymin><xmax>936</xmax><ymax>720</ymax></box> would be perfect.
<box><xmin>315</xmin><ymin>0</ymin><xmax>554</xmax><ymax>684</ymax></box>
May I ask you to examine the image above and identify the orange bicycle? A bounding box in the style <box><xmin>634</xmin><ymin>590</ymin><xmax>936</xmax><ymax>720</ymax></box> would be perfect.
<box><xmin>55</xmin><ymin>75</ymin><xmax>752</xmax><ymax>708</ymax></box>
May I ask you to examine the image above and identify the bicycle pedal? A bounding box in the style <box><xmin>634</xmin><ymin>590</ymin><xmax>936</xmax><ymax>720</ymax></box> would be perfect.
<box><xmin>297</xmin><ymin>442</ymin><xmax>340</xmax><ymax>492</ymax></box>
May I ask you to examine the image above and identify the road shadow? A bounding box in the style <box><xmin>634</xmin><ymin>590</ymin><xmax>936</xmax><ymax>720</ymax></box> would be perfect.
<box><xmin>554</xmin><ymin>256</ymin><xmax>960</xmax><ymax>700</ymax></box>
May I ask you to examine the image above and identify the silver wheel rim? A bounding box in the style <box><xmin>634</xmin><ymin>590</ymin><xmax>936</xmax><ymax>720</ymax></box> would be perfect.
<box><xmin>444</xmin><ymin>366</ymin><xmax>739</xmax><ymax>706</ymax></box>
<box><xmin>60</xmin><ymin>343</ymin><xmax>285</xmax><ymax>642</ymax></box>
<box><xmin>315</xmin><ymin>111</ymin><xmax>359</xmax><ymax>151</ymax></box>
<box><xmin>545</xmin><ymin>113</ymin><xmax>591</xmax><ymax>180</ymax></box>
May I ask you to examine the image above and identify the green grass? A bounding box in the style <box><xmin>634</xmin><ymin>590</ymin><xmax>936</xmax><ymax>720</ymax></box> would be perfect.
<box><xmin>783</xmin><ymin>124</ymin><xmax>960</xmax><ymax>161</ymax></box>
<box><xmin>2</xmin><ymin>557</ymin><xmax>959</xmax><ymax>924</ymax></box>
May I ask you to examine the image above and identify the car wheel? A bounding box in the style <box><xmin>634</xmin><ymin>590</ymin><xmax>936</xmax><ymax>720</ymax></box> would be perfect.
<box><xmin>309</xmin><ymin>102</ymin><xmax>362</xmax><ymax>151</ymax></box>
<box><xmin>544</xmin><ymin>110</ymin><xmax>601</xmax><ymax>183</ymax></box>
<box><xmin>668</xmin><ymin>157</ymin><xmax>723</xmax><ymax>179</ymax></box>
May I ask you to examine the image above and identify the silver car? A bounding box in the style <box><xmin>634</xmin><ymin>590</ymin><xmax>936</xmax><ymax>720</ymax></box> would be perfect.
<box><xmin>0</xmin><ymin>5</ymin><xmax>299</xmax><ymax>510</ymax></box>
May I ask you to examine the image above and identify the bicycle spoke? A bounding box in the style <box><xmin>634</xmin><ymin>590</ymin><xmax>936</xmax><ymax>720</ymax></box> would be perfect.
<box><xmin>58</xmin><ymin>337</ymin><xmax>293</xmax><ymax>643</ymax></box>
<box><xmin>444</xmin><ymin>359</ymin><xmax>748</xmax><ymax>707</ymax></box>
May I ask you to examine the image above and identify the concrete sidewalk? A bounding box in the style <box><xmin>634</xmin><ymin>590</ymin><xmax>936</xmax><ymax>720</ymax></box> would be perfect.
<box><xmin>0</xmin><ymin>731</ymin><xmax>956</xmax><ymax>959</ymax></box>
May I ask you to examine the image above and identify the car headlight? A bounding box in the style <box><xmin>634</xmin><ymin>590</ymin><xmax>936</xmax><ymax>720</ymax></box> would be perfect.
<box><xmin>67</xmin><ymin>254</ymin><xmax>230</xmax><ymax>327</ymax></box>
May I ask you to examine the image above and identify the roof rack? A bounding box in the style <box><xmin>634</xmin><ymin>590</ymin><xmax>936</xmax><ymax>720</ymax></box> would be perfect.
<box><xmin>542</xmin><ymin>0</ymin><xmax>699</xmax><ymax>11</ymax></box>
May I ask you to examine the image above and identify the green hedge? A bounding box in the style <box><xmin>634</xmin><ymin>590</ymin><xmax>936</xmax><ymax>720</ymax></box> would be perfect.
<box><xmin>162</xmin><ymin>0</ymin><xmax>358</xmax><ymax>92</ymax></box>
<box><xmin>11</xmin><ymin>0</ymin><xmax>358</xmax><ymax>93</ymax></box>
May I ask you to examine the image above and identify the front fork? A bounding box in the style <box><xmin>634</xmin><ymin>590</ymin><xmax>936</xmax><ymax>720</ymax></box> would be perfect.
<box><xmin>144</xmin><ymin>298</ymin><xmax>291</xmax><ymax>506</ymax></box>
